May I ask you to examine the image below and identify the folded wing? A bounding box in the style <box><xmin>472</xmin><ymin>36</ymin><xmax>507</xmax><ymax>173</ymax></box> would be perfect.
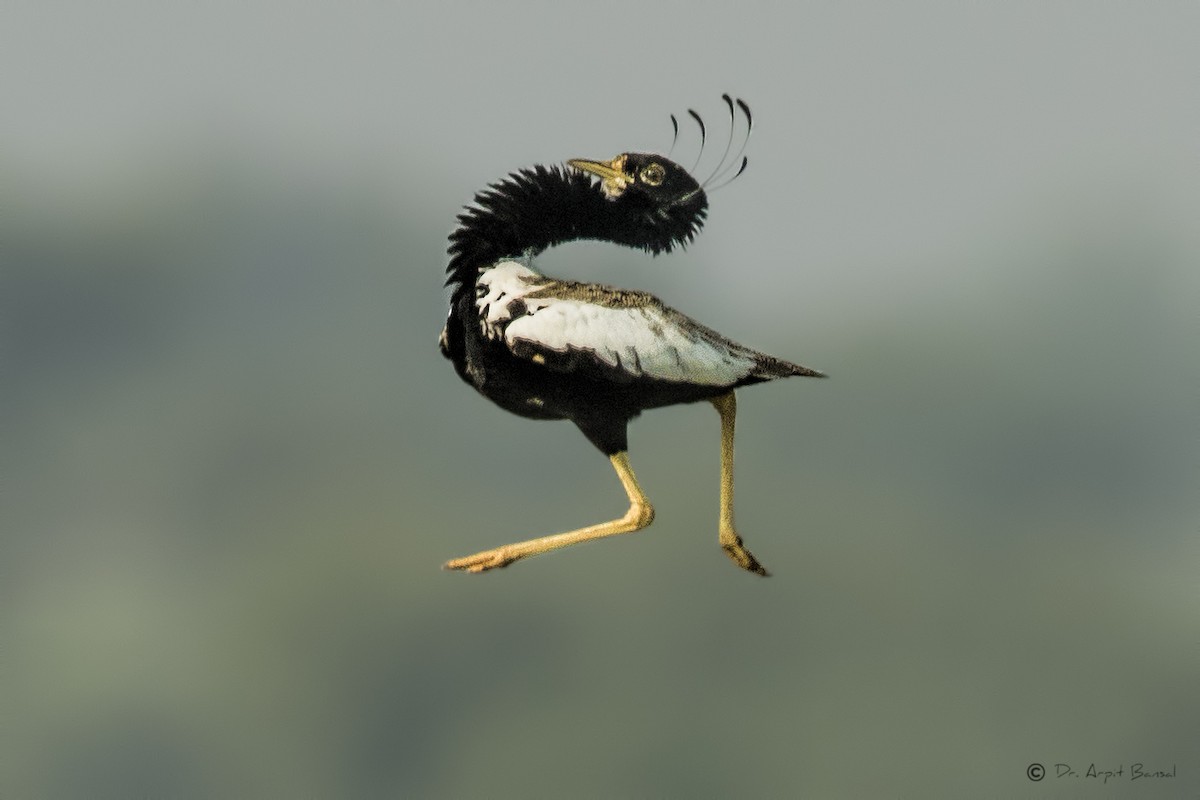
<box><xmin>476</xmin><ymin>261</ymin><xmax>822</xmax><ymax>386</ymax></box>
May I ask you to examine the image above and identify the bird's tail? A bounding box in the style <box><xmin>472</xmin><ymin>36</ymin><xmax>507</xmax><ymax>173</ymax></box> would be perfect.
<box><xmin>752</xmin><ymin>354</ymin><xmax>827</xmax><ymax>380</ymax></box>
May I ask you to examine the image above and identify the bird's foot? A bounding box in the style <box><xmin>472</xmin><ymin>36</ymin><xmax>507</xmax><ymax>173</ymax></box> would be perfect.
<box><xmin>443</xmin><ymin>547</ymin><xmax>518</xmax><ymax>574</ymax></box>
<box><xmin>721</xmin><ymin>533</ymin><xmax>770</xmax><ymax>577</ymax></box>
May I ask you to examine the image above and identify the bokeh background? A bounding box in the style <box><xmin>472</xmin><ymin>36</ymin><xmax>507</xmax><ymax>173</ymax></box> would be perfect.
<box><xmin>4</xmin><ymin>2</ymin><xmax>1197</xmax><ymax>797</ymax></box>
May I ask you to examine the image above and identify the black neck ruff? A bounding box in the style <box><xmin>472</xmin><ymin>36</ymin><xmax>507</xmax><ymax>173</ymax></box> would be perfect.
<box><xmin>445</xmin><ymin>164</ymin><xmax>708</xmax><ymax>298</ymax></box>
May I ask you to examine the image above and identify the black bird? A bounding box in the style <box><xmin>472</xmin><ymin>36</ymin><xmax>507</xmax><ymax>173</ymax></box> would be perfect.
<box><xmin>439</xmin><ymin>98</ymin><xmax>824</xmax><ymax>575</ymax></box>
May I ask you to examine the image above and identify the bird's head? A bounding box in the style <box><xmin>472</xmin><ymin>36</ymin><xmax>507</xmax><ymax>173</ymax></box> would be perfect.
<box><xmin>567</xmin><ymin>153</ymin><xmax>708</xmax><ymax>254</ymax></box>
<box><xmin>564</xmin><ymin>96</ymin><xmax>752</xmax><ymax>255</ymax></box>
<box><xmin>568</xmin><ymin>153</ymin><xmax>705</xmax><ymax>208</ymax></box>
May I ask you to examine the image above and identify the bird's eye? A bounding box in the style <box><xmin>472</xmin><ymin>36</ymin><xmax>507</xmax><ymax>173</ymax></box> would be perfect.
<box><xmin>639</xmin><ymin>163</ymin><xmax>666</xmax><ymax>186</ymax></box>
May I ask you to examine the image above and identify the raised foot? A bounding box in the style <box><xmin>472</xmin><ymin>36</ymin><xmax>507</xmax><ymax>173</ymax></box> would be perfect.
<box><xmin>721</xmin><ymin>534</ymin><xmax>770</xmax><ymax>577</ymax></box>
<box><xmin>443</xmin><ymin>547</ymin><xmax>518</xmax><ymax>574</ymax></box>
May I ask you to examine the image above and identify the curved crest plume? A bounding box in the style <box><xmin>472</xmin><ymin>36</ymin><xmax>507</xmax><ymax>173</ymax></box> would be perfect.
<box><xmin>665</xmin><ymin>94</ymin><xmax>753</xmax><ymax>192</ymax></box>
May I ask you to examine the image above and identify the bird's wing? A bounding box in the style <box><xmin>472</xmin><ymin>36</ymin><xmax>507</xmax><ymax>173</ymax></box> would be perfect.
<box><xmin>476</xmin><ymin>261</ymin><xmax>763</xmax><ymax>386</ymax></box>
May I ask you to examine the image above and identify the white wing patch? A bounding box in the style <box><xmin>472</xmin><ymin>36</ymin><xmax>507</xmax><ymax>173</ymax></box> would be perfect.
<box><xmin>511</xmin><ymin>299</ymin><xmax>758</xmax><ymax>386</ymax></box>
<box><xmin>475</xmin><ymin>260</ymin><xmax>760</xmax><ymax>386</ymax></box>
<box><xmin>475</xmin><ymin>260</ymin><xmax>548</xmax><ymax>340</ymax></box>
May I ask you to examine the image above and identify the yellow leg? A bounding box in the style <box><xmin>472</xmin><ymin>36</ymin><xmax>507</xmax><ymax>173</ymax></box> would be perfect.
<box><xmin>710</xmin><ymin>392</ymin><xmax>769</xmax><ymax>576</ymax></box>
<box><xmin>444</xmin><ymin>451</ymin><xmax>655</xmax><ymax>573</ymax></box>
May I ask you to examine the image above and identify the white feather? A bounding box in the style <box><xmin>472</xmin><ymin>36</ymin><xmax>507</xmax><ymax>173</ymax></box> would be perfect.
<box><xmin>474</xmin><ymin>262</ymin><xmax>758</xmax><ymax>386</ymax></box>
<box><xmin>514</xmin><ymin>301</ymin><xmax>757</xmax><ymax>385</ymax></box>
<box><xmin>475</xmin><ymin>260</ymin><xmax>547</xmax><ymax>339</ymax></box>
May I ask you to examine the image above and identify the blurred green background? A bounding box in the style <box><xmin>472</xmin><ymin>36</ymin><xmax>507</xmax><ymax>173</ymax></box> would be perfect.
<box><xmin>4</xmin><ymin>2</ymin><xmax>1197</xmax><ymax>797</ymax></box>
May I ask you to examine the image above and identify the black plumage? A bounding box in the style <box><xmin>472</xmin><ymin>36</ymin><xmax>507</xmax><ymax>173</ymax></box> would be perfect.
<box><xmin>440</xmin><ymin>108</ymin><xmax>824</xmax><ymax>575</ymax></box>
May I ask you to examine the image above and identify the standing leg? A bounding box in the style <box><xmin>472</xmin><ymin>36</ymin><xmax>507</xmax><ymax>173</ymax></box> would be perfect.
<box><xmin>710</xmin><ymin>392</ymin><xmax>769</xmax><ymax>576</ymax></box>
<box><xmin>444</xmin><ymin>452</ymin><xmax>654</xmax><ymax>573</ymax></box>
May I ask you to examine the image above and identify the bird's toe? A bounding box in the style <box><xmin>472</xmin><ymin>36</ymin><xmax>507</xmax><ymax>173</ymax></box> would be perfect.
<box><xmin>443</xmin><ymin>547</ymin><xmax>517</xmax><ymax>573</ymax></box>
<box><xmin>721</xmin><ymin>536</ymin><xmax>770</xmax><ymax>577</ymax></box>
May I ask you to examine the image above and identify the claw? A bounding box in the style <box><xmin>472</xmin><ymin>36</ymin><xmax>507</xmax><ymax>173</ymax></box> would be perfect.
<box><xmin>722</xmin><ymin>536</ymin><xmax>770</xmax><ymax>577</ymax></box>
